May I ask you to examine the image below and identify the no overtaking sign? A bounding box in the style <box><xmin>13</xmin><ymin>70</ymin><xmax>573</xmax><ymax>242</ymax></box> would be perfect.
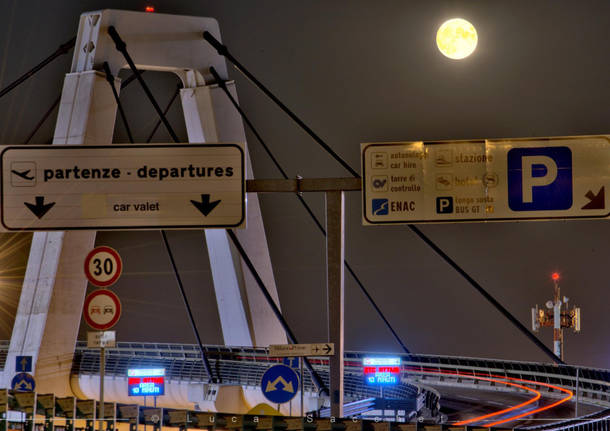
<box><xmin>84</xmin><ymin>289</ymin><xmax>121</xmax><ymax>330</ymax></box>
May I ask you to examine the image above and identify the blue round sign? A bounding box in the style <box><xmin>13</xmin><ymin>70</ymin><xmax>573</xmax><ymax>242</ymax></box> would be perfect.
<box><xmin>261</xmin><ymin>364</ymin><xmax>299</xmax><ymax>404</ymax></box>
<box><xmin>11</xmin><ymin>372</ymin><xmax>35</xmax><ymax>392</ymax></box>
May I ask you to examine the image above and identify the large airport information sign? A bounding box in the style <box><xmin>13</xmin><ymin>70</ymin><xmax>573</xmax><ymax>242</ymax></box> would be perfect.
<box><xmin>0</xmin><ymin>143</ymin><xmax>245</xmax><ymax>231</ymax></box>
<box><xmin>127</xmin><ymin>368</ymin><xmax>165</xmax><ymax>396</ymax></box>
<box><xmin>363</xmin><ymin>357</ymin><xmax>401</xmax><ymax>385</ymax></box>
<box><xmin>362</xmin><ymin>135</ymin><xmax>610</xmax><ymax>224</ymax></box>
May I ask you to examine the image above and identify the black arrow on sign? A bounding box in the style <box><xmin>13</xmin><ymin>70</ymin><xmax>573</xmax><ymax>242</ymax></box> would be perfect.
<box><xmin>323</xmin><ymin>344</ymin><xmax>332</xmax><ymax>355</ymax></box>
<box><xmin>24</xmin><ymin>196</ymin><xmax>55</xmax><ymax>219</ymax></box>
<box><xmin>582</xmin><ymin>186</ymin><xmax>605</xmax><ymax>210</ymax></box>
<box><xmin>190</xmin><ymin>194</ymin><xmax>221</xmax><ymax>216</ymax></box>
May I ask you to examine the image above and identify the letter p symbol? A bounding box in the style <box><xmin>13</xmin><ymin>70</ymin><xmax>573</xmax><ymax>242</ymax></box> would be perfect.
<box><xmin>508</xmin><ymin>147</ymin><xmax>572</xmax><ymax>211</ymax></box>
<box><xmin>521</xmin><ymin>155</ymin><xmax>557</xmax><ymax>203</ymax></box>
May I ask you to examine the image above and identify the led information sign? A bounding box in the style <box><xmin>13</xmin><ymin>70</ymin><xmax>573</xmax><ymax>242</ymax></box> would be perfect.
<box><xmin>363</xmin><ymin>357</ymin><xmax>401</xmax><ymax>385</ymax></box>
<box><xmin>127</xmin><ymin>368</ymin><xmax>165</xmax><ymax>396</ymax></box>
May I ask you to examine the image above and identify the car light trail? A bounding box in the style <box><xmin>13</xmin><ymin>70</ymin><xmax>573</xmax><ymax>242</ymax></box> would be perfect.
<box><xmin>485</xmin><ymin>373</ymin><xmax>573</xmax><ymax>427</ymax></box>
<box><xmin>406</xmin><ymin>366</ymin><xmax>573</xmax><ymax>427</ymax></box>
<box><xmin>235</xmin><ymin>357</ymin><xmax>573</xmax><ymax>426</ymax></box>
<box><xmin>406</xmin><ymin>367</ymin><xmax>541</xmax><ymax>426</ymax></box>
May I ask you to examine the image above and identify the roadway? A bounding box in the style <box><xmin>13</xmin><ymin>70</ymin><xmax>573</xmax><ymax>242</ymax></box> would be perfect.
<box><xmin>4</xmin><ymin>341</ymin><xmax>610</xmax><ymax>426</ymax></box>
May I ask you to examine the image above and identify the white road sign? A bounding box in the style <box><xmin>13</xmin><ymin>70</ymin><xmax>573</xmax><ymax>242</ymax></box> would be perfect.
<box><xmin>0</xmin><ymin>143</ymin><xmax>245</xmax><ymax>231</ymax></box>
<box><xmin>268</xmin><ymin>343</ymin><xmax>334</xmax><ymax>357</ymax></box>
<box><xmin>84</xmin><ymin>246</ymin><xmax>122</xmax><ymax>287</ymax></box>
<box><xmin>87</xmin><ymin>331</ymin><xmax>116</xmax><ymax>348</ymax></box>
<box><xmin>362</xmin><ymin>135</ymin><xmax>610</xmax><ymax>224</ymax></box>
<box><xmin>84</xmin><ymin>289</ymin><xmax>121</xmax><ymax>330</ymax></box>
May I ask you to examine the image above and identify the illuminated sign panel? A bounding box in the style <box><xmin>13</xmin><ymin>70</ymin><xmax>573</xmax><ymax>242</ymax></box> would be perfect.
<box><xmin>363</xmin><ymin>357</ymin><xmax>401</xmax><ymax>385</ymax></box>
<box><xmin>362</xmin><ymin>357</ymin><xmax>401</xmax><ymax>366</ymax></box>
<box><xmin>128</xmin><ymin>368</ymin><xmax>165</xmax><ymax>377</ymax></box>
<box><xmin>127</xmin><ymin>368</ymin><xmax>165</xmax><ymax>396</ymax></box>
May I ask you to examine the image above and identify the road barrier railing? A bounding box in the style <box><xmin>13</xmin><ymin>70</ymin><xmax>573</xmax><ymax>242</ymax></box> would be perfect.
<box><xmin>3</xmin><ymin>342</ymin><xmax>609</xmax><ymax>425</ymax></box>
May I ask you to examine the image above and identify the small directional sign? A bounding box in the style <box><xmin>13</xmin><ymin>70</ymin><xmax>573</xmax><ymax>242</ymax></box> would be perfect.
<box><xmin>15</xmin><ymin>356</ymin><xmax>32</xmax><ymax>373</ymax></box>
<box><xmin>11</xmin><ymin>372</ymin><xmax>35</xmax><ymax>392</ymax></box>
<box><xmin>261</xmin><ymin>364</ymin><xmax>299</xmax><ymax>404</ymax></box>
<box><xmin>269</xmin><ymin>343</ymin><xmax>334</xmax><ymax>357</ymax></box>
<box><xmin>0</xmin><ymin>143</ymin><xmax>245</xmax><ymax>231</ymax></box>
<box><xmin>87</xmin><ymin>331</ymin><xmax>116</xmax><ymax>348</ymax></box>
<box><xmin>282</xmin><ymin>357</ymin><xmax>300</xmax><ymax>368</ymax></box>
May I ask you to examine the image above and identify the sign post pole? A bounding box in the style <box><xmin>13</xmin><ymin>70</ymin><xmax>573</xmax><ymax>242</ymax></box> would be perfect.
<box><xmin>300</xmin><ymin>358</ymin><xmax>304</xmax><ymax>417</ymax></box>
<box><xmin>268</xmin><ymin>347</ymin><xmax>335</xmax><ymax>416</ymax></box>
<box><xmin>326</xmin><ymin>191</ymin><xmax>344</xmax><ymax>418</ymax></box>
<box><xmin>99</xmin><ymin>346</ymin><xmax>105</xmax><ymax>431</ymax></box>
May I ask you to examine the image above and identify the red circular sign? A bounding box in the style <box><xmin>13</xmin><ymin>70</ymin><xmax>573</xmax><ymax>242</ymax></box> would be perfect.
<box><xmin>84</xmin><ymin>246</ymin><xmax>122</xmax><ymax>287</ymax></box>
<box><xmin>83</xmin><ymin>289</ymin><xmax>121</xmax><ymax>330</ymax></box>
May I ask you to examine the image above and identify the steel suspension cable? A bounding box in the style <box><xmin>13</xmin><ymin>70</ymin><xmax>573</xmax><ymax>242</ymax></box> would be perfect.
<box><xmin>102</xmin><ymin>62</ymin><xmax>134</xmax><ymax>143</ymax></box>
<box><xmin>0</xmin><ymin>37</ymin><xmax>76</xmax><ymax>99</ymax></box>
<box><xmin>21</xmin><ymin>68</ymin><xmax>143</xmax><ymax>147</ymax></box>
<box><xmin>209</xmin><ymin>67</ymin><xmax>411</xmax><ymax>356</ymax></box>
<box><xmin>106</xmin><ymin>25</ymin><xmax>330</xmax><ymax>391</ymax></box>
<box><xmin>21</xmin><ymin>95</ymin><xmax>60</xmax><ymax>145</ymax></box>
<box><xmin>107</xmin><ymin>26</ymin><xmax>180</xmax><ymax>142</ymax></box>
<box><xmin>161</xmin><ymin>231</ymin><xmax>216</xmax><ymax>383</ymax></box>
<box><xmin>408</xmin><ymin>226</ymin><xmax>565</xmax><ymax>365</ymax></box>
<box><xmin>100</xmin><ymin>50</ymin><xmax>216</xmax><ymax>382</ymax></box>
<box><xmin>203</xmin><ymin>31</ymin><xmax>358</xmax><ymax>178</ymax></box>
<box><xmin>146</xmin><ymin>83</ymin><xmax>182</xmax><ymax>143</ymax></box>
<box><xmin>227</xmin><ymin>230</ymin><xmax>328</xmax><ymax>395</ymax></box>
<box><xmin>120</xmin><ymin>70</ymin><xmax>146</xmax><ymax>90</ymax></box>
<box><xmin>203</xmin><ymin>33</ymin><xmax>564</xmax><ymax>365</ymax></box>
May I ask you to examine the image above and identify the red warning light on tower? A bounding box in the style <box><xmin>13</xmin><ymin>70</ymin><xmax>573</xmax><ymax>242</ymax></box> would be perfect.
<box><xmin>145</xmin><ymin>5</ymin><xmax>155</xmax><ymax>12</ymax></box>
<box><xmin>531</xmin><ymin>273</ymin><xmax>580</xmax><ymax>361</ymax></box>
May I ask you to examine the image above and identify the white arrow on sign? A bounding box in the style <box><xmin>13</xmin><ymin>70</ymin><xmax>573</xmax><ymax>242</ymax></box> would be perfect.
<box><xmin>268</xmin><ymin>343</ymin><xmax>335</xmax><ymax>357</ymax></box>
<box><xmin>0</xmin><ymin>143</ymin><xmax>245</xmax><ymax>231</ymax></box>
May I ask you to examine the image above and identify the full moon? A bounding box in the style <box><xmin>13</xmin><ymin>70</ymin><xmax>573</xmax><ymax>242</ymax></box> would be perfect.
<box><xmin>436</xmin><ymin>18</ymin><xmax>478</xmax><ymax>60</ymax></box>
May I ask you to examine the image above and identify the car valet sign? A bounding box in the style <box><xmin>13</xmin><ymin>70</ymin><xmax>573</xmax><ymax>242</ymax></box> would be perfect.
<box><xmin>362</xmin><ymin>135</ymin><xmax>610</xmax><ymax>224</ymax></box>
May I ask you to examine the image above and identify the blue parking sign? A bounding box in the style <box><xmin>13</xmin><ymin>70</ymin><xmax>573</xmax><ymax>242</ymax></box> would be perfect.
<box><xmin>508</xmin><ymin>147</ymin><xmax>572</xmax><ymax>211</ymax></box>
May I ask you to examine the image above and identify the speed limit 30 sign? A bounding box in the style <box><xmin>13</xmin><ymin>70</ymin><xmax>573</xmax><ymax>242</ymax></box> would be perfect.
<box><xmin>84</xmin><ymin>246</ymin><xmax>122</xmax><ymax>287</ymax></box>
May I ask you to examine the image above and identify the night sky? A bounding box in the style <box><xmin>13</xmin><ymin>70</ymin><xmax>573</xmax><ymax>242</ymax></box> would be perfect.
<box><xmin>0</xmin><ymin>1</ymin><xmax>609</xmax><ymax>368</ymax></box>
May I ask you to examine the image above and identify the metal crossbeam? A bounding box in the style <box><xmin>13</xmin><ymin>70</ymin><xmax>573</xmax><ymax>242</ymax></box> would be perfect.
<box><xmin>246</xmin><ymin>178</ymin><xmax>361</xmax><ymax>193</ymax></box>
